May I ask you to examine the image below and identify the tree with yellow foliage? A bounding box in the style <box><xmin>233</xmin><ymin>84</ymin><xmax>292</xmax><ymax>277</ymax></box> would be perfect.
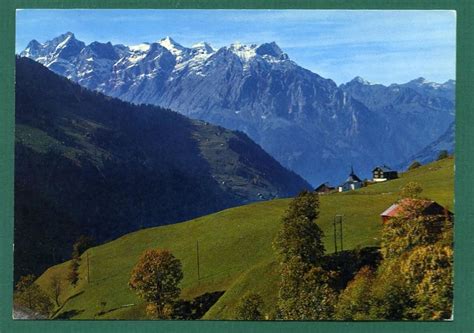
<box><xmin>129</xmin><ymin>248</ymin><xmax>183</xmax><ymax>319</ymax></box>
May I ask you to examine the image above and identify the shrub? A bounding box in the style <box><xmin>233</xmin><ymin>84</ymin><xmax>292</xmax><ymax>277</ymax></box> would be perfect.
<box><xmin>399</xmin><ymin>181</ymin><xmax>423</xmax><ymax>199</ymax></box>
<box><xmin>408</xmin><ymin>161</ymin><xmax>422</xmax><ymax>170</ymax></box>
<box><xmin>235</xmin><ymin>293</ymin><xmax>265</xmax><ymax>320</ymax></box>
<box><xmin>437</xmin><ymin>150</ymin><xmax>449</xmax><ymax>160</ymax></box>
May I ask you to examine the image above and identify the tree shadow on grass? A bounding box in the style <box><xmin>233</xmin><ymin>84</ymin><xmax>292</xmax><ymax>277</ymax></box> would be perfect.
<box><xmin>54</xmin><ymin>309</ymin><xmax>85</xmax><ymax>319</ymax></box>
<box><xmin>174</xmin><ymin>290</ymin><xmax>225</xmax><ymax>320</ymax></box>
<box><xmin>51</xmin><ymin>290</ymin><xmax>85</xmax><ymax>319</ymax></box>
<box><xmin>94</xmin><ymin>291</ymin><xmax>226</xmax><ymax>319</ymax></box>
<box><xmin>323</xmin><ymin>246</ymin><xmax>382</xmax><ymax>291</ymax></box>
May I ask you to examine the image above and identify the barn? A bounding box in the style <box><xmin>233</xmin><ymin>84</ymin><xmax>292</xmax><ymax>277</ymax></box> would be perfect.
<box><xmin>380</xmin><ymin>198</ymin><xmax>453</xmax><ymax>224</ymax></box>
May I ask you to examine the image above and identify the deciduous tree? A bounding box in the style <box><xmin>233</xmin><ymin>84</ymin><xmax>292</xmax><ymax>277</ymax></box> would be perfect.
<box><xmin>129</xmin><ymin>248</ymin><xmax>183</xmax><ymax>319</ymax></box>
<box><xmin>335</xmin><ymin>266</ymin><xmax>375</xmax><ymax>320</ymax></box>
<box><xmin>400</xmin><ymin>243</ymin><xmax>453</xmax><ymax>319</ymax></box>
<box><xmin>368</xmin><ymin>259</ymin><xmax>413</xmax><ymax>320</ymax></box>
<box><xmin>48</xmin><ymin>273</ymin><xmax>62</xmax><ymax>307</ymax></box>
<box><xmin>278</xmin><ymin>257</ymin><xmax>336</xmax><ymax>320</ymax></box>
<box><xmin>14</xmin><ymin>274</ymin><xmax>53</xmax><ymax>316</ymax></box>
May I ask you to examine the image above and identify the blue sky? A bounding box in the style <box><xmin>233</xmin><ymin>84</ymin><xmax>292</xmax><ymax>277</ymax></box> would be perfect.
<box><xmin>16</xmin><ymin>9</ymin><xmax>456</xmax><ymax>85</ymax></box>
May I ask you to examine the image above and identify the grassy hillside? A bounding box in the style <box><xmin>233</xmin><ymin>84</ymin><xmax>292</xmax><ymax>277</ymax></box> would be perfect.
<box><xmin>15</xmin><ymin>57</ymin><xmax>310</xmax><ymax>280</ymax></box>
<box><xmin>35</xmin><ymin>157</ymin><xmax>454</xmax><ymax>320</ymax></box>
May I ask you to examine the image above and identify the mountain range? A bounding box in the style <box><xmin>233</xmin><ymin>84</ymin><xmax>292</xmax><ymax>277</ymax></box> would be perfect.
<box><xmin>21</xmin><ymin>32</ymin><xmax>455</xmax><ymax>185</ymax></box>
<box><xmin>14</xmin><ymin>57</ymin><xmax>309</xmax><ymax>279</ymax></box>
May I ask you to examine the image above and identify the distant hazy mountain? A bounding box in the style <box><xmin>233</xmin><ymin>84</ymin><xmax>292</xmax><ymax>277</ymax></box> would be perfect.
<box><xmin>399</xmin><ymin>121</ymin><xmax>455</xmax><ymax>169</ymax></box>
<box><xmin>21</xmin><ymin>33</ymin><xmax>455</xmax><ymax>184</ymax></box>
<box><xmin>340</xmin><ymin>77</ymin><xmax>455</xmax><ymax>169</ymax></box>
<box><xmin>14</xmin><ymin>57</ymin><xmax>310</xmax><ymax>279</ymax></box>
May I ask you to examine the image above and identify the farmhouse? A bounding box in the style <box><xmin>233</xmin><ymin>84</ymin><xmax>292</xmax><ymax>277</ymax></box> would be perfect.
<box><xmin>372</xmin><ymin>165</ymin><xmax>398</xmax><ymax>182</ymax></box>
<box><xmin>380</xmin><ymin>198</ymin><xmax>453</xmax><ymax>227</ymax></box>
<box><xmin>338</xmin><ymin>167</ymin><xmax>363</xmax><ymax>192</ymax></box>
<box><xmin>314</xmin><ymin>182</ymin><xmax>335</xmax><ymax>194</ymax></box>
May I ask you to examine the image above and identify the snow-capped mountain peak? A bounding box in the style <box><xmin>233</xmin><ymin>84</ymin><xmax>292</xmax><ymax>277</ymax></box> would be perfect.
<box><xmin>224</xmin><ymin>41</ymin><xmax>288</xmax><ymax>63</ymax></box>
<box><xmin>405</xmin><ymin>77</ymin><xmax>456</xmax><ymax>91</ymax></box>
<box><xmin>159</xmin><ymin>36</ymin><xmax>180</xmax><ymax>48</ymax></box>
<box><xmin>20</xmin><ymin>32</ymin><xmax>455</xmax><ymax>185</ymax></box>
<box><xmin>22</xmin><ymin>39</ymin><xmax>42</xmax><ymax>58</ymax></box>
<box><xmin>191</xmin><ymin>41</ymin><xmax>214</xmax><ymax>54</ymax></box>
<box><xmin>46</xmin><ymin>31</ymin><xmax>76</xmax><ymax>47</ymax></box>
<box><xmin>60</xmin><ymin>31</ymin><xmax>75</xmax><ymax>38</ymax></box>
<box><xmin>129</xmin><ymin>43</ymin><xmax>151</xmax><ymax>52</ymax></box>
<box><xmin>228</xmin><ymin>42</ymin><xmax>258</xmax><ymax>61</ymax></box>
<box><xmin>158</xmin><ymin>37</ymin><xmax>189</xmax><ymax>62</ymax></box>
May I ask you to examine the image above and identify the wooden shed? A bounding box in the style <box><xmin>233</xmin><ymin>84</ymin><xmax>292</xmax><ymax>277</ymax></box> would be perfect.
<box><xmin>380</xmin><ymin>198</ymin><xmax>453</xmax><ymax>224</ymax></box>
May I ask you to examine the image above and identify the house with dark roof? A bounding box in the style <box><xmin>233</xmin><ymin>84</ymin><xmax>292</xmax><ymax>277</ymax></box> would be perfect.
<box><xmin>338</xmin><ymin>167</ymin><xmax>363</xmax><ymax>192</ymax></box>
<box><xmin>314</xmin><ymin>182</ymin><xmax>335</xmax><ymax>194</ymax></box>
<box><xmin>372</xmin><ymin>165</ymin><xmax>398</xmax><ymax>182</ymax></box>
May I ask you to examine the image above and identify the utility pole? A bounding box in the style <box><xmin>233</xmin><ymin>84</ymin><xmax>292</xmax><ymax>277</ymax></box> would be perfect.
<box><xmin>196</xmin><ymin>240</ymin><xmax>201</xmax><ymax>281</ymax></box>
<box><xmin>334</xmin><ymin>215</ymin><xmax>344</xmax><ymax>253</ymax></box>
<box><xmin>339</xmin><ymin>215</ymin><xmax>344</xmax><ymax>252</ymax></box>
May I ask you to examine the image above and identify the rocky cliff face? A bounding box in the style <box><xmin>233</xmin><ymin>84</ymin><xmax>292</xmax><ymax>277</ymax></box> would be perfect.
<box><xmin>21</xmin><ymin>33</ymin><xmax>455</xmax><ymax>184</ymax></box>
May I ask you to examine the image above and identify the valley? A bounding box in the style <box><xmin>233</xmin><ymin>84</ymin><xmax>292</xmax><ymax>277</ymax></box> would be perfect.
<box><xmin>34</xmin><ymin>157</ymin><xmax>454</xmax><ymax>320</ymax></box>
<box><xmin>21</xmin><ymin>33</ymin><xmax>455</xmax><ymax>185</ymax></box>
<box><xmin>14</xmin><ymin>57</ymin><xmax>309</xmax><ymax>280</ymax></box>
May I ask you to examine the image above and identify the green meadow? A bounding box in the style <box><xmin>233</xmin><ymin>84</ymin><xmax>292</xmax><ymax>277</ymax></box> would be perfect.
<box><xmin>35</xmin><ymin>157</ymin><xmax>454</xmax><ymax>320</ymax></box>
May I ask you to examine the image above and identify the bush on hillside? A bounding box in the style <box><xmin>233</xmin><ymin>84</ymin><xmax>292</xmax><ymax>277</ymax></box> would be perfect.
<box><xmin>437</xmin><ymin>150</ymin><xmax>449</xmax><ymax>160</ymax></box>
<box><xmin>408</xmin><ymin>161</ymin><xmax>422</xmax><ymax>170</ymax></box>
<box><xmin>234</xmin><ymin>293</ymin><xmax>265</xmax><ymax>320</ymax></box>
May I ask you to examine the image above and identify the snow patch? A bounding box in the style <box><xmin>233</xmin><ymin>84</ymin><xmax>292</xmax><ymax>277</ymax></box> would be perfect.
<box><xmin>229</xmin><ymin>42</ymin><xmax>257</xmax><ymax>62</ymax></box>
<box><xmin>192</xmin><ymin>41</ymin><xmax>214</xmax><ymax>53</ymax></box>
<box><xmin>55</xmin><ymin>34</ymin><xmax>73</xmax><ymax>51</ymax></box>
<box><xmin>129</xmin><ymin>43</ymin><xmax>151</xmax><ymax>52</ymax></box>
